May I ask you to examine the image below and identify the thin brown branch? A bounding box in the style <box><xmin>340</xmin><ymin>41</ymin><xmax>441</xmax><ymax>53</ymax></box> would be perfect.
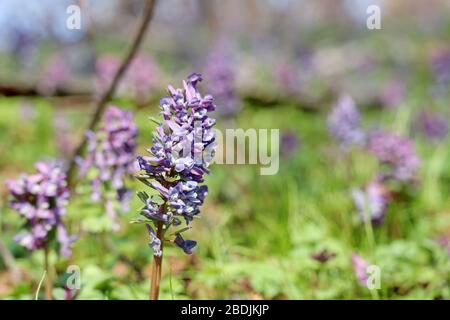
<box><xmin>66</xmin><ymin>0</ymin><xmax>157</xmax><ymax>188</ymax></box>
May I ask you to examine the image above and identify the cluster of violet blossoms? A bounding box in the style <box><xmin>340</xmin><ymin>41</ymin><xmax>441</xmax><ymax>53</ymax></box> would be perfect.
<box><xmin>136</xmin><ymin>73</ymin><xmax>216</xmax><ymax>256</ymax></box>
<box><xmin>327</xmin><ymin>94</ymin><xmax>366</xmax><ymax>148</ymax></box>
<box><xmin>415</xmin><ymin>111</ymin><xmax>449</xmax><ymax>142</ymax></box>
<box><xmin>368</xmin><ymin>131</ymin><xmax>420</xmax><ymax>183</ymax></box>
<box><xmin>205</xmin><ymin>44</ymin><xmax>241</xmax><ymax>118</ymax></box>
<box><xmin>352</xmin><ymin>179</ymin><xmax>390</xmax><ymax>226</ymax></box>
<box><xmin>351</xmin><ymin>131</ymin><xmax>420</xmax><ymax>225</ymax></box>
<box><xmin>351</xmin><ymin>253</ymin><xmax>370</xmax><ymax>287</ymax></box>
<box><xmin>6</xmin><ymin>162</ymin><xmax>75</xmax><ymax>257</ymax></box>
<box><xmin>77</xmin><ymin>106</ymin><xmax>138</xmax><ymax>231</ymax></box>
<box><xmin>280</xmin><ymin>131</ymin><xmax>300</xmax><ymax>158</ymax></box>
<box><xmin>95</xmin><ymin>54</ymin><xmax>157</xmax><ymax>103</ymax></box>
<box><xmin>275</xmin><ymin>61</ymin><xmax>301</xmax><ymax>98</ymax></box>
<box><xmin>430</xmin><ymin>47</ymin><xmax>450</xmax><ymax>86</ymax></box>
<box><xmin>38</xmin><ymin>55</ymin><xmax>69</xmax><ymax>95</ymax></box>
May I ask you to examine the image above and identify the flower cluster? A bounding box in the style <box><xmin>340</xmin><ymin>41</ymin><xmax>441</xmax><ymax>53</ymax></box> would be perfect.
<box><xmin>351</xmin><ymin>253</ymin><xmax>370</xmax><ymax>287</ymax></box>
<box><xmin>77</xmin><ymin>106</ymin><xmax>138</xmax><ymax>231</ymax></box>
<box><xmin>379</xmin><ymin>78</ymin><xmax>405</xmax><ymax>109</ymax></box>
<box><xmin>205</xmin><ymin>45</ymin><xmax>241</xmax><ymax>118</ymax></box>
<box><xmin>280</xmin><ymin>131</ymin><xmax>300</xmax><ymax>158</ymax></box>
<box><xmin>95</xmin><ymin>54</ymin><xmax>157</xmax><ymax>102</ymax></box>
<box><xmin>38</xmin><ymin>55</ymin><xmax>69</xmax><ymax>95</ymax></box>
<box><xmin>430</xmin><ymin>47</ymin><xmax>450</xmax><ymax>85</ymax></box>
<box><xmin>368</xmin><ymin>131</ymin><xmax>420</xmax><ymax>182</ymax></box>
<box><xmin>95</xmin><ymin>55</ymin><xmax>118</xmax><ymax>94</ymax></box>
<box><xmin>137</xmin><ymin>73</ymin><xmax>216</xmax><ymax>255</ymax></box>
<box><xmin>275</xmin><ymin>61</ymin><xmax>301</xmax><ymax>98</ymax></box>
<box><xmin>327</xmin><ymin>94</ymin><xmax>365</xmax><ymax>148</ymax></box>
<box><xmin>352</xmin><ymin>179</ymin><xmax>390</xmax><ymax>226</ymax></box>
<box><xmin>415</xmin><ymin>111</ymin><xmax>449</xmax><ymax>142</ymax></box>
<box><xmin>6</xmin><ymin>162</ymin><xmax>75</xmax><ymax>257</ymax></box>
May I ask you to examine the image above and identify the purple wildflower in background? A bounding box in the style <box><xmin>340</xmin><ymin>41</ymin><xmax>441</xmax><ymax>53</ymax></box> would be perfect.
<box><xmin>435</xmin><ymin>236</ymin><xmax>450</xmax><ymax>256</ymax></box>
<box><xmin>77</xmin><ymin>106</ymin><xmax>138</xmax><ymax>231</ymax></box>
<box><xmin>352</xmin><ymin>179</ymin><xmax>390</xmax><ymax>226</ymax></box>
<box><xmin>95</xmin><ymin>54</ymin><xmax>157</xmax><ymax>102</ymax></box>
<box><xmin>275</xmin><ymin>61</ymin><xmax>301</xmax><ymax>98</ymax></box>
<box><xmin>415</xmin><ymin>111</ymin><xmax>449</xmax><ymax>142</ymax></box>
<box><xmin>125</xmin><ymin>55</ymin><xmax>157</xmax><ymax>103</ymax></box>
<box><xmin>327</xmin><ymin>94</ymin><xmax>365</xmax><ymax>148</ymax></box>
<box><xmin>368</xmin><ymin>131</ymin><xmax>420</xmax><ymax>182</ymax></box>
<box><xmin>137</xmin><ymin>73</ymin><xmax>216</xmax><ymax>255</ymax></box>
<box><xmin>38</xmin><ymin>55</ymin><xmax>69</xmax><ymax>95</ymax></box>
<box><xmin>95</xmin><ymin>55</ymin><xmax>119</xmax><ymax>94</ymax></box>
<box><xmin>351</xmin><ymin>253</ymin><xmax>370</xmax><ymax>287</ymax></box>
<box><xmin>430</xmin><ymin>47</ymin><xmax>450</xmax><ymax>85</ymax></box>
<box><xmin>6</xmin><ymin>162</ymin><xmax>75</xmax><ymax>257</ymax></box>
<box><xmin>379</xmin><ymin>78</ymin><xmax>406</xmax><ymax>109</ymax></box>
<box><xmin>281</xmin><ymin>131</ymin><xmax>299</xmax><ymax>158</ymax></box>
<box><xmin>205</xmin><ymin>44</ymin><xmax>241</xmax><ymax>118</ymax></box>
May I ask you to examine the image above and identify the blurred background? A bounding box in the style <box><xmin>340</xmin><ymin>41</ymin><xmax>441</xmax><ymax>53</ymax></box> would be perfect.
<box><xmin>0</xmin><ymin>0</ymin><xmax>449</xmax><ymax>299</ymax></box>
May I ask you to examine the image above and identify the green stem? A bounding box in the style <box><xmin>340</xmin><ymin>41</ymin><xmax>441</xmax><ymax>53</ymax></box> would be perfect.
<box><xmin>149</xmin><ymin>220</ymin><xmax>164</xmax><ymax>300</ymax></box>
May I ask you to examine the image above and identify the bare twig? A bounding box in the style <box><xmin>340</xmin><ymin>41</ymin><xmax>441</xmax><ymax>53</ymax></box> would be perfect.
<box><xmin>67</xmin><ymin>0</ymin><xmax>157</xmax><ymax>187</ymax></box>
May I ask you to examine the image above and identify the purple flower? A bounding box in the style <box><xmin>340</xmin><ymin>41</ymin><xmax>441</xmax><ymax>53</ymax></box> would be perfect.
<box><xmin>6</xmin><ymin>162</ymin><xmax>75</xmax><ymax>257</ymax></box>
<box><xmin>281</xmin><ymin>131</ymin><xmax>299</xmax><ymax>157</ymax></box>
<box><xmin>327</xmin><ymin>94</ymin><xmax>365</xmax><ymax>148</ymax></box>
<box><xmin>435</xmin><ymin>236</ymin><xmax>450</xmax><ymax>256</ymax></box>
<box><xmin>352</xmin><ymin>180</ymin><xmax>390</xmax><ymax>226</ymax></box>
<box><xmin>146</xmin><ymin>224</ymin><xmax>162</xmax><ymax>257</ymax></box>
<box><xmin>368</xmin><ymin>131</ymin><xmax>420</xmax><ymax>182</ymax></box>
<box><xmin>415</xmin><ymin>111</ymin><xmax>448</xmax><ymax>141</ymax></box>
<box><xmin>137</xmin><ymin>73</ymin><xmax>216</xmax><ymax>255</ymax></box>
<box><xmin>275</xmin><ymin>62</ymin><xmax>301</xmax><ymax>97</ymax></box>
<box><xmin>38</xmin><ymin>55</ymin><xmax>69</xmax><ymax>95</ymax></box>
<box><xmin>77</xmin><ymin>106</ymin><xmax>138</xmax><ymax>231</ymax></box>
<box><xmin>174</xmin><ymin>233</ymin><xmax>197</xmax><ymax>255</ymax></box>
<box><xmin>379</xmin><ymin>78</ymin><xmax>405</xmax><ymax>109</ymax></box>
<box><xmin>351</xmin><ymin>253</ymin><xmax>370</xmax><ymax>287</ymax></box>
<box><xmin>430</xmin><ymin>47</ymin><xmax>450</xmax><ymax>85</ymax></box>
<box><xmin>95</xmin><ymin>55</ymin><xmax>119</xmax><ymax>94</ymax></box>
<box><xmin>126</xmin><ymin>55</ymin><xmax>157</xmax><ymax>103</ymax></box>
<box><xmin>205</xmin><ymin>44</ymin><xmax>241</xmax><ymax>118</ymax></box>
<box><xmin>95</xmin><ymin>54</ymin><xmax>157</xmax><ymax>102</ymax></box>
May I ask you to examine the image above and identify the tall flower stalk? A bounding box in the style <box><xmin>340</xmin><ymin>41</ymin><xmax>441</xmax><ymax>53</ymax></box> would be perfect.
<box><xmin>77</xmin><ymin>106</ymin><xmax>138</xmax><ymax>231</ymax></box>
<box><xmin>6</xmin><ymin>162</ymin><xmax>75</xmax><ymax>299</ymax></box>
<box><xmin>327</xmin><ymin>94</ymin><xmax>365</xmax><ymax>149</ymax></box>
<box><xmin>368</xmin><ymin>131</ymin><xmax>420</xmax><ymax>183</ymax></box>
<box><xmin>135</xmin><ymin>73</ymin><xmax>217</xmax><ymax>300</ymax></box>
